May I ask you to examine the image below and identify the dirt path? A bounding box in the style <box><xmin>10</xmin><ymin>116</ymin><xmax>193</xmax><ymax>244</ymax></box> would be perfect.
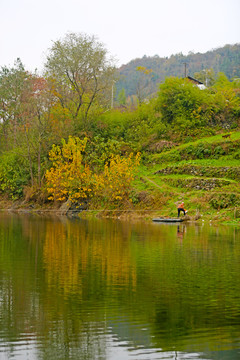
<box><xmin>142</xmin><ymin>176</ymin><xmax>162</xmax><ymax>189</ymax></box>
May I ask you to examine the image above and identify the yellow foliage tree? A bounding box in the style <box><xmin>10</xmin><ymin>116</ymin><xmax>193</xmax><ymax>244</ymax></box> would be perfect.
<box><xmin>46</xmin><ymin>136</ymin><xmax>141</xmax><ymax>208</ymax></box>
<box><xmin>95</xmin><ymin>152</ymin><xmax>141</xmax><ymax>206</ymax></box>
<box><xmin>46</xmin><ymin>136</ymin><xmax>94</xmax><ymax>203</ymax></box>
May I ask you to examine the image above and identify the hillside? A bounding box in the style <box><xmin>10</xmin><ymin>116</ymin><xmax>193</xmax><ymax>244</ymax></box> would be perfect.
<box><xmin>132</xmin><ymin>131</ymin><xmax>240</xmax><ymax>223</ymax></box>
<box><xmin>117</xmin><ymin>43</ymin><xmax>240</xmax><ymax>98</ymax></box>
<box><xmin>3</xmin><ymin>130</ymin><xmax>240</xmax><ymax>224</ymax></box>
<box><xmin>0</xmin><ymin>33</ymin><xmax>239</xmax><ymax>224</ymax></box>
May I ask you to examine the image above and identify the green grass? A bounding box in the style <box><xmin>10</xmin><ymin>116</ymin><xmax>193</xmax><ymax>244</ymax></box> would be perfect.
<box><xmin>132</xmin><ymin>130</ymin><xmax>240</xmax><ymax>222</ymax></box>
<box><xmin>167</xmin><ymin>157</ymin><xmax>240</xmax><ymax>167</ymax></box>
<box><xmin>222</xmin><ymin>220</ymin><xmax>240</xmax><ymax>226</ymax></box>
<box><xmin>177</xmin><ymin>130</ymin><xmax>240</xmax><ymax>148</ymax></box>
<box><xmin>150</xmin><ymin>130</ymin><xmax>240</xmax><ymax>165</ymax></box>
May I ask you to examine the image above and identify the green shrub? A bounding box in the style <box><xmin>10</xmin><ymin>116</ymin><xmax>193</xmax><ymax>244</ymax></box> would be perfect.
<box><xmin>184</xmin><ymin>136</ymin><xmax>193</xmax><ymax>143</ymax></box>
<box><xmin>209</xmin><ymin>193</ymin><xmax>240</xmax><ymax>209</ymax></box>
<box><xmin>0</xmin><ymin>151</ymin><xmax>30</xmax><ymax>199</ymax></box>
<box><xmin>233</xmin><ymin>150</ymin><xmax>240</xmax><ymax>160</ymax></box>
<box><xmin>214</xmin><ymin>145</ymin><xmax>225</xmax><ymax>156</ymax></box>
<box><xmin>153</xmin><ymin>151</ymin><xmax>181</xmax><ymax>164</ymax></box>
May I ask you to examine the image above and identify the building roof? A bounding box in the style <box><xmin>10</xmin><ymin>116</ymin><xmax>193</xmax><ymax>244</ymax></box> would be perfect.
<box><xmin>187</xmin><ymin>76</ymin><xmax>204</xmax><ymax>85</ymax></box>
<box><xmin>186</xmin><ymin>76</ymin><xmax>206</xmax><ymax>89</ymax></box>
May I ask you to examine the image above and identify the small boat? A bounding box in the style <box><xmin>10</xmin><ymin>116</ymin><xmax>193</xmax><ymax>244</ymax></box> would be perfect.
<box><xmin>152</xmin><ymin>217</ymin><xmax>183</xmax><ymax>223</ymax></box>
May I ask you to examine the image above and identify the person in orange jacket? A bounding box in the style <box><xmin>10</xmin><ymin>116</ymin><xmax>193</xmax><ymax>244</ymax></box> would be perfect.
<box><xmin>177</xmin><ymin>202</ymin><xmax>187</xmax><ymax>217</ymax></box>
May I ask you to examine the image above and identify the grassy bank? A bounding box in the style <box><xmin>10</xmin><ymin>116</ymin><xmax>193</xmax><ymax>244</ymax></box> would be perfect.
<box><xmin>130</xmin><ymin>130</ymin><xmax>240</xmax><ymax>224</ymax></box>
<box><xmin>1</xmin><ymin>130</ymin><xmax>240</xmax><ymax>225</ymax></box>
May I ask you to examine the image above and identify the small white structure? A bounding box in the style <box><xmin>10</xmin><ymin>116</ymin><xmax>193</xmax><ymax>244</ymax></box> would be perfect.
<box><xmin>187</xmin><ymin>76</ymin><xmax>206</xmax><ymax>90</ymax></box>
<box><xmin>197</xmin><ymin>83</ymin><xmax>206</xmax><ymax>90</ymax></box>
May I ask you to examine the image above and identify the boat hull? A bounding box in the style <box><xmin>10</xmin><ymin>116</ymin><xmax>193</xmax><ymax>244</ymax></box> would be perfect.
<box><xmin>152</xmin><ymin>218</ymin><xmax>184</xmax><ymax>223</ymax></box>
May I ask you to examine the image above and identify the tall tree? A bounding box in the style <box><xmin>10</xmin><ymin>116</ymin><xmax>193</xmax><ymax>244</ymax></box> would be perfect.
<box><xmin>117</xmin><ymin>88</ymin><xmax>126</xmax><ymax>106</ymax></box>
<box><xmin>44</xmin><ymin>32</ymin><xmax>116</xmax><ymax>125</ymax></box>
<box><xmin>0</xmin><ymin>58</ymin><xmax>28</xmax><ymax>150</ymax></box>
<box><xmin>136</xmin><ymin>66</ymin><xmax>153</xmax><ymax>105</ymax></box>
<box><xmin>0</xmin><ymin>61</ymin><xmax>56</xmax><ymax>187</ymax></box>
<box><xmin>20</xmin><ymin>75</ymin><xmax>56</xmax><ymax>186</ymax></box>
<box><xmin>194</xmin><ymin>69</ymin><xmax>216</xmax><ymax>87</ymax></box>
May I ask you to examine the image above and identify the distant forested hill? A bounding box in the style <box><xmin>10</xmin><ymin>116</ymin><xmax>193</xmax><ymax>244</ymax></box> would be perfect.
<box><xmin>116</xmin><ymin>44</ymin><xmax>240</xmax><ymax>99</ymax></box>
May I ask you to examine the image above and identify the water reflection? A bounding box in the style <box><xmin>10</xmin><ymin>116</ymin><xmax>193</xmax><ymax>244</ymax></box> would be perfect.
<box><xmin>0</xmin><ymin>213</ymin><xmax>239</xmax><ymax>359</ymax></box>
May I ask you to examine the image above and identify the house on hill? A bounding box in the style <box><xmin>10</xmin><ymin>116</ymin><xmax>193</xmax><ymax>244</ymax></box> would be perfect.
<box><xmin>186</xmin><ymin>76</ymin><xmax>206</xmax><ymax>90</ymax></box>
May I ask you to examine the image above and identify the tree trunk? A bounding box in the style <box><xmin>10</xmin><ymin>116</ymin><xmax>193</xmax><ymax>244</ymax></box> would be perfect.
<box><xmin>38</xmin><ymin>141</ymin><xmax>41</xmax><ymax>187</ymax></box>
<box><xmin>24</xmin><ymin>126</ymin><xmax>34</xmax><ymax>187</ymax></box>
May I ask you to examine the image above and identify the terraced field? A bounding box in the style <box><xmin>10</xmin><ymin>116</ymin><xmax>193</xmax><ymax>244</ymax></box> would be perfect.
<box><xmin>135</xmin><ymin>131</ymin><xmax>240</xmax><ymax>222</ymax></box>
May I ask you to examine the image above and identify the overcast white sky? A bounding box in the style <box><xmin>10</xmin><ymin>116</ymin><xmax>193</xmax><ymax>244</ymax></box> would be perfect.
<box><xmin>0</xmin><ymin>0</ymin><xmax>239</xmax><ymax>72</ymax></box>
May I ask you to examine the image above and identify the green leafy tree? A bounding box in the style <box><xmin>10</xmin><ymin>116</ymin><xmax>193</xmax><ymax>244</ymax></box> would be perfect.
<box><xmin>0</xmin><ymin>151</ymin><xmax>30</xmax><ymax>199</ymax></box>
<box><xmin>0</xmin><ymin>58</ymin><xmax>28</xmax><ymax>149</ymax></box>
<box><xmin>155</xmin><ymin>77</ymin><xmax>209</xmax><ymax>129</ymax></box>
<box><xmin>20</xmin><ymin>75</ymin><xmax>57</xmax><ymax>187</ymax></box>
<box><xmin>44</xmin><ymin>32</ymin><xmax>116</xmax><ymax>125</ymax></box>
<box><xmin>0</xmin><ymin>60</ymin><xmax>40</xmax><ymax>186</ymax></box>
<box><xmin>136</xmin><ymin>66</ymin><xmax>153</xmax><ymax>105</ymax></box>
<box><xmin>117</xmin><ymin>88</ymin><xmax>126</xmax><ymax>105</ymax></box>
<box><xmin>211</xmin><ymin>73</ymin><xmax>240</xmax><ymax>126</ymax></box>
<box><xmin>0</xmin><ymin>61</ymin><xmax>57</xmax><ymax>189</ymax></box>
<box><xmin>194</xmin><ymin>69</ymin><xmax>216</xmax><ymax>87</ymax></box>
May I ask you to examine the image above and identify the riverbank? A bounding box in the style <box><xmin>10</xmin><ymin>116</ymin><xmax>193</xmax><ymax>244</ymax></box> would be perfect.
<box><xmin>1</xmin><ymin>196</ymin><xmax>239</xmax><ymax>226</ymax></box>
<box><xmin>1</xmin><ymin>129</ymin><xmax>240</xmax><ymax>226</ymax></box>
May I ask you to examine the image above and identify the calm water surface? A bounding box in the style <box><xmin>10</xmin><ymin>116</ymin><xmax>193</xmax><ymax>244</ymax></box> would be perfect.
<box><xmin>0</xmin><ymin>213</ymin><xmax>239</xmax><ymax>360</ymax></box>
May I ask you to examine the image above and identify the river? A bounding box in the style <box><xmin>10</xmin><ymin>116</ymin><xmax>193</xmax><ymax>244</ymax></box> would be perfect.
<box><xmin>0</xmin><ymin>213</ymin><xmax>239</xmax><ymax>360</ymax></box>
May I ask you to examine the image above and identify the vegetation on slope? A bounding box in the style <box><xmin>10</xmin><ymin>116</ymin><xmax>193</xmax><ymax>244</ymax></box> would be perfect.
<box><xmin>117</xmin><ymin>43</ymin><xmax>240</xmax><ymax>100</ymax></box>
<box><xmin>0</xmin><ymin>32</ymin><xmax>239</xmax><ymax>222</ymax></box>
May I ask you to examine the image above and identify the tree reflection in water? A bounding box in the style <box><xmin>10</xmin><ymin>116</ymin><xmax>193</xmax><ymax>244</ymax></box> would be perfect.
<box><xmin>0</xmin><ymin>213</ymin><xmax>239</xmax><ymax>360</ymax></box>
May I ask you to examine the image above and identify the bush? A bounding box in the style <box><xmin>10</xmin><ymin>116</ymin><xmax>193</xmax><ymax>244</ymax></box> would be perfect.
<box><xmin>209</xmin><ymin>193</ymin><xmax>240</xmax><ymax>209</ymax></box>
<box><xmin>152</xmin><ymin>151</ymin><xmax>181</xmax><ymax>164</ymax></box>
<box><xmin>45</xmin><ymin>137</ymin><xmax>95</xmax><ymax>203</ymax></box>
<box><xmin>0</xmin><ymin>151</ymin><xmax>30</xmax><ymax>199</ymax></box>
<box><xmin>155</xmin><ymin>75</ymin><xmax>240</xmax><ymax>130</ymax></box>
<box><xmin>214</xmin><ymin>145</ymin><xmax>225</xmax><ymax>157</ymax></box>
<box><xmin>155</xmin><ymin>77</ymin><xmax>209</xmax><ymax>128</ymax></box>
<box><xmin>233</xmin><ymin>150</ymin><xmax>240</xmax><ymax>160</ymax></box>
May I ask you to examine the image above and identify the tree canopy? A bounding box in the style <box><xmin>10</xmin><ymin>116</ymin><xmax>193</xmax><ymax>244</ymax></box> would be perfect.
<box><xmin>44</xmin><ymin>32</ymin><xmax>116</xmax><ymax>123</ymax></box>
